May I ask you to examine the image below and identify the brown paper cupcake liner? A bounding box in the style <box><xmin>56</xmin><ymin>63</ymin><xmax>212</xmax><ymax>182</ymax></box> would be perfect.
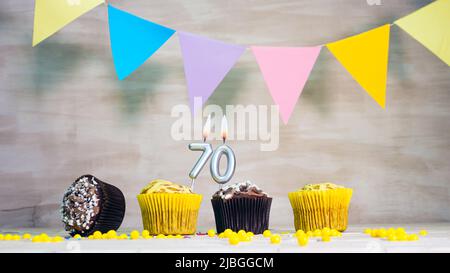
<box><xmin>137</xmin><ymin>193</ymin><xmax>202</xmax><ymax>235</ymax></box>
<box><xmin>211</xmin><ymin>197</ymin><xmax>272</xmax><ymax>234</ymax></box>
<box><xmin>288</xmin><ymin>188</ymin><xmax>352</xmax><ymax>232</ymax></box>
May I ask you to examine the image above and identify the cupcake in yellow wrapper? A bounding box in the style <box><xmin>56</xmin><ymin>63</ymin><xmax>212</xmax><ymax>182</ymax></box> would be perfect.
<box><xmin>288</xmin><ymin>183</ymin><xmax>352</xmax><ymax>232</ymax></box>
<box><xmin>137</xmin><ymin>179</ymin><xmax>202</xmax><ymax>235</ymax></box>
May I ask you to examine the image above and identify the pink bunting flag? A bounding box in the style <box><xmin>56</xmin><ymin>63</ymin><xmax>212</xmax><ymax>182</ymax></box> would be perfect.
<box><xmin>178</xmin><ymin>32</ymin><xmax>246</xmax><ymax>113</ymax></box>
<box><xmin>251</xmin><ymin>46</ymin><xmax>322</xmax><ymax>124</ymax></box>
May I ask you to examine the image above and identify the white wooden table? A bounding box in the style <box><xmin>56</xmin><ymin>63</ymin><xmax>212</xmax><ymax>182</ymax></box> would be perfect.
<box><xmin>1</xmin><ymin>224</ymin><xmax>449</xmax><ymax>253</ymax></box>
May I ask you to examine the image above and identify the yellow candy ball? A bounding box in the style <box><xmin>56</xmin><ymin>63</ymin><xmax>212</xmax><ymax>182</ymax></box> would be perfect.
<box><xmin>297</xmin><ymin>235</ymin><xmax>308</xmax><ymax>247</ymax></box>
<box><xmin>237</xmin><ymin>230</ymin><xmax>246</xmax><ymax>236</ymax></box>
<box><xmin>322</xmin><ymin>227</ymin><xmax>331</xmax><ymax>233</ymax></box>
<box><xmin>371</xmin><ymin>230</ymin><xmax>379</xmax><ymax>237</ymax></box>
<box><xmin>218</xmin><ymin>232</ymin><xmax>225</xmax><ymax>238</ymax></box>
<box><xmin>142</xmin><ymin>230</ymin><xmax>150</xmax><ymax>238</ymax></box>
<box><xmin>224</xmin><ymin>229</ymin><xmax>233</xmax><ymax>238</ymax></box>
<box><xmin>119</xmin><ymin>233</ymin><xmax>129</xmax><ymax>240</ymax></box>
<box><xmin>207</xmin><ymin>229</ymin><xmax>216</xmax><ymax>237</ymax></box>
<box><xmin>32</xmin><ymin>236</ymin><xmax>42</xmax><ymax>243</ymax></box>
<box><xmin>295</xmin><ymin>230</ymin><xmax>305</xmax><ymax>237</ymax></box>
<box><xmin>167</xmin><ymin>235</ymin><xmax>175</xmax><ymax>239</ymax></box>
<box><xmin>73</xmin><ymin>234</ymin><xmax>82</xmax><ymax>240</ymax></box>
<box><xmin>93</xmin><ymin>231</ymin><xmax>102</xmax><ymax>239</ymax></box>
<box><xmin>313</xmin><ymin>229</ymin><xmax>322</xmax><ymax>237</ymax></box>
<box><xmin>4</xmin><ymin>234</ymin><xmax>13</xmax><ymax>241</ymax></box>
<box><xmin>364</xmin><ymin>228</ymin><xmax>372</xmax><ymax>234</ymax></box>
<box><xmin>229</xmin><ymin>236</ymin><xmax>240</xmax><ymax>245</ymax></box>
<box><xmin>263</xmin><ymin>230</ymin><xmax>272</xmax><ymax>238</ymax></box>
<box><xmin>175</xmin><ymin>235</ymin><xmax>183</xmax><ymax>239</ymax></box>
<box><xmin>52</xmin><ymin>236</ymin><xmax>64</xmax><ymax>243</ymax></box>
<box><xmin>408</xmin><ymin>234</ymin><xmax>419</xmax><ymax>241</ymax></box>
<box><xmin>378</xmin><ymin>229</ymin><xmax>387</xmax><ymax>238</ymax></box>
<box><xmin>306</xmin><ymin>231</ymin><xmax>314</xmax><ymax>237</ymax></box>
<box><xmin>321</xmin><ymin>229</ymin><xmax>331</xmax><ymax>237</ymax></box>
<box><xmin>88</xmin><ymin>235</ymin><xmax>94</xmax><ymax>240</ymax></box>
<box><xmin>321</xmin><ymin>235</ymin><xmax>331</xmax><ymax>242</ymax></box>
<box><xmin>106</xmin><ymin>230</ymin><xmax>117</xmax><ymax>239</ymax></box>
<box><xmin>270</xmin><ymin>234</ymin><xmax>281</xmax><ymax>244</ymax></box>
<box><xmin>396</xmin><ymin>227</ymin><xmax>406</xmax><ymax>234</ymax></box>
<box><xmin>0</xmin><ymin>234</ymin><xmax>4</xmax><ymax>240</ymax></box>
<box><xmin>247</xmin><ymin>232</ymin><xmax>254</xmax><ymax>237</ymax></box>
<box><xmin>102</xmin><ymin>234</ymin><xmax>109</xmax><ymax>240</ymax></box>
<box><xmin>23</xmin><ymin>233</ymin><xmax>32</xmax><ymax>240</ymax></box>
<box><xmin>330</xmin><ymin>229</ymin><xmax>340</xmax><ymax>237</ymax></box>
<box><xmin>387</xmin><ymin>234</ymin><xmax>397</xmax><ymax>241</ymax></box>
<box><xmin>419</xmin><ymin>230</ymin><xmax>428</xmax><ymax>236</ymax></box>
<box><xmin>397</xmin><ymin>233</ymin><xmax>407</xmax><ymax>241</ymax></box>
<box><xmin>156</xmin><ymin>234</ymin><xmax>166</xmax><ymax>239</ymax></box>
<box><xmin>130</xmin><ymin>230</ymin><xmax>140</xmax><ymax>240</ymax></box>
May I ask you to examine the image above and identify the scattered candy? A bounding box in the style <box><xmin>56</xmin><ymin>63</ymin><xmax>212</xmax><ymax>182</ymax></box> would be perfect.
<box><xmin>263</xmin><ymin>230</ymin><xmax>272</xmax><ymax>238</ymax></box>
<box><xmin>130</xmin><ymin>230</ymin><xmax>140</xmax><ymax>240</ymax></box>
<box><xmin>419</xmin><ymin>230</ymin><xmax>428</xmax><ymax>236</ymax></box>
<box><xmin>207</xmin><ymin>229</ymin><xmax>215</xmax><ymax>237</ymax></box>
<box><xmin>297</xmin><ymin>235</ymin><xmax>308</xmax><ymax>247</ymax></box>
<box><xmin>313</xmin><ymin>229</ymin><xmax>322</xmax><ymax>237</ymax></box>
<box><xmin>224</xmin><ymin>229</ymin><xmax>233</xmax><ymax>238</ymax></box>
<box><xmin>228</xmin><ymin>235</ymin><xmax>239</xmax><ymax>245</ymax></box>
<box><xmin>366</xmin><ymin>227</ymin><xmax>422</xmax><ymax>243</ymax></box>
<box><xmin>321</xmin><ymin>235</ymin><xmax>331</xmax><ymax>242</ymax></box>
<box><xmin>270</xmin><ymin>234</ymin><xmax>281</xmax><ymax>244</ymax></box>
<box><xmin>295</xmin><ymin>230</ymin><xmax>305</xmax><ymax>238</ymax></box>
<box><xmin>107</xmin><ymin>230</ymin><xmax>117</xmax><ymax>239</ymax></box>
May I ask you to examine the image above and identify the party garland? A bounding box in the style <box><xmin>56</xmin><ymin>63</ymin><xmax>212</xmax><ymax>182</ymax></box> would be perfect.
<box><xmin>33</xmin><ymin>0</ymin><xmax>450</xmax><ymax>124</ymax></box>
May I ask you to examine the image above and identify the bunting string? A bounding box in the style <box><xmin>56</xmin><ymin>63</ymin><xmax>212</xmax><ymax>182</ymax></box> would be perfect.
<box><xmin>32</xmin><ymin>0</ymin><xmax>450</xmax><ymax>123</ymax></box>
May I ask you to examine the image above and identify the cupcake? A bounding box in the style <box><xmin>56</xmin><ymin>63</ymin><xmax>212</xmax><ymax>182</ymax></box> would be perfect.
<box><xmin>137</xmin><ymin>179</ymin><xmax>202</xmax><ymax>235</ymax></box>
<box><xmin>288</xmin><ymin>183</ymin><xmax>353</xmax><ymax>232</ymax></box>
<box><xmin>211</xmin><ymin>181</ymin><xmax>272</xmax><ymax>234</ymax></box>
<box><xmin>61</xmin><ymin>174</ymin><xmax>126</xmax><ymax>237</ymax></box>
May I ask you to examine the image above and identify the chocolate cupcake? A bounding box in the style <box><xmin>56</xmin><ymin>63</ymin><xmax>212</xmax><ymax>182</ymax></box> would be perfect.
<box><xmin>211</xmin><ymin>181</ymin><xmax>272</xmax><ymax>234</ymax></box>
<box><xmin>61</xmin><ymin>175</ymin><xmax>126</xmax><ymax>237</ymax></box>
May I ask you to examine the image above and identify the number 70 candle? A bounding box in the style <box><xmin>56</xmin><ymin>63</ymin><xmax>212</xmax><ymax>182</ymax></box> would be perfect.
<box><xmin>188</xmin><ymin>115</ymin><xmax>236</xmax><ymax>190</ymax></box>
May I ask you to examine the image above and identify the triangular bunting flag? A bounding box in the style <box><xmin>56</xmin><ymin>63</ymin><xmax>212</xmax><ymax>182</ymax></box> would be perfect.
<box><xmin>327</xmin><ymin>24</ymin><xmax>391</xmax><ymax>108</ymax></box>
<box><xmin>178</xmin><ymin>32</ymin><xmax>246</xmax><ymax>113</ymax></box>
<box><xmin>251</xmin><ymin>46</ymin><xmax>322</xmax><ymax>124</ymax></box>
<box><xmin>33</xmin><ymin>0</ymin><xmax>104</xmax><ymax>46</ymax></box>
<box><xmin>108</xmin><ymin>5</ymin><xmax>175</xmax><ymax>80</ymax></box>
<box><xmin>395</xmin><ymin>0</ymin><xmax>450</xmax><ymax>66</ymax></box>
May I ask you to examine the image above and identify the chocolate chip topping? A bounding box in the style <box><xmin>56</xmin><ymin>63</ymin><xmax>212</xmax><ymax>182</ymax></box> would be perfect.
<box><xmin>61</xmin><ymin>175</ymin><xmax>102</xmax><ymax>234</ymax></box>
<box><xmin>212</xmin><ymin>181</ymin><xmax>268</xmax><ymax>200</ymax></box>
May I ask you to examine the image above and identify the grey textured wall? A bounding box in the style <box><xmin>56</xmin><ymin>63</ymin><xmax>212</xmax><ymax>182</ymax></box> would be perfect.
<box><xmin>0</xmin><ymin>0</ymin><xmax>449</xmax><ymax>230</ymax></box>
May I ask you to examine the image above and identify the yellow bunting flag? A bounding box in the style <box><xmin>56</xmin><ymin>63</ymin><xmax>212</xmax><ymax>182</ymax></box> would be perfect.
<box><xmin>394</xmin><ymin>0</ymin><xmax>450</xmax><ymax>66</ymax></box>
<box><xmin>33</xmin><ymin>0</ymin><xmax>104</xmax><ymax>46</ymax></box>
<box><xmin>327</xmin><ymin>24</ymin><xmax>391</xmax><ymax>108</ymax></box>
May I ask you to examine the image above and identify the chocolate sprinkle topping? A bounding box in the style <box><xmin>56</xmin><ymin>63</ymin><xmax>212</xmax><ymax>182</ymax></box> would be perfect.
<box><xmin>212</xmin><ymin>181</ymin><xmax>268</xmax><ymax>200</ymax></box>
<box><xmin>61</xmin><ymin>175</ymin><xmax>101</xmax><ymax>234</ymax></box>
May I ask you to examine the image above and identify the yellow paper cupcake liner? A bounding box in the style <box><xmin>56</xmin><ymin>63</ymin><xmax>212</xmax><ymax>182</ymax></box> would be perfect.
<box><xmin>288</xmin><ymin>188</ymin><xmax>353</xmax><ymax>232</ymax></box>
<box><xmin>137</xmin><ymin>193</ymin><xmax>202</xmax><ymax>235</ymax></box>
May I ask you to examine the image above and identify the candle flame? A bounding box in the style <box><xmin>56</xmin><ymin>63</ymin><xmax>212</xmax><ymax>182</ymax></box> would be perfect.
<box><xmin>221</xmin><ymin>116</ymin><xmax>228</xmax><ymax>142</ymax></box>
<box><xmin>202</xmin><ymin>115</ymin><xmax>211</xmax><ymax>141</ymax></box>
